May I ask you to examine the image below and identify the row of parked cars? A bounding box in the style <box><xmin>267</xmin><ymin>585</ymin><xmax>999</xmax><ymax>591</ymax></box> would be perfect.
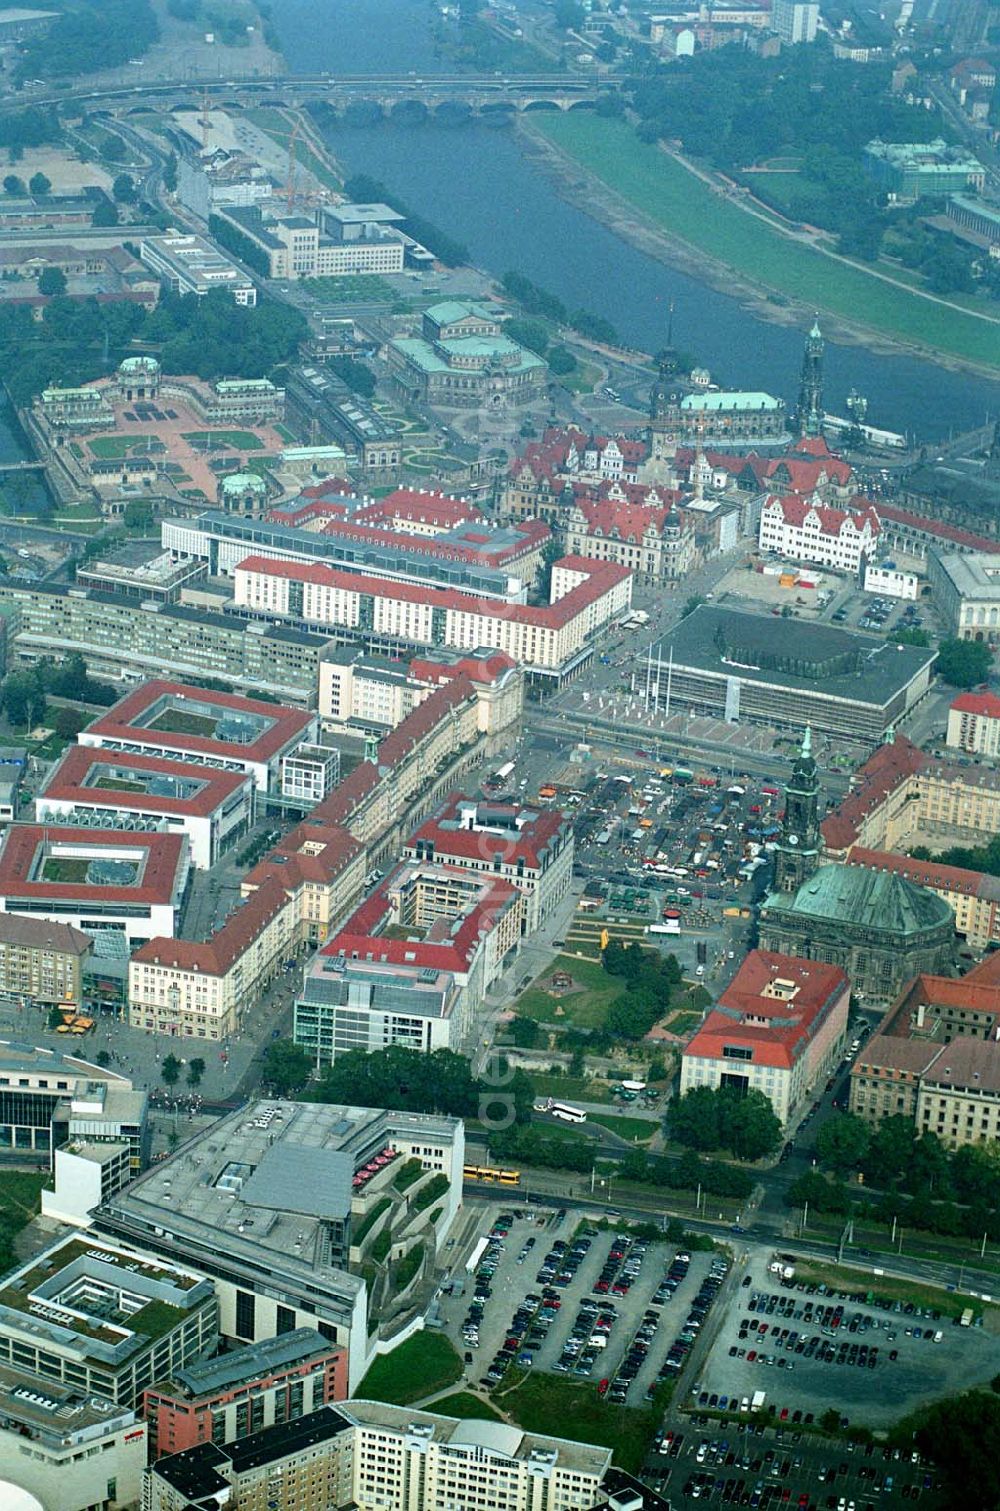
<box><xmin>653</xmin><ymin>1253</ymin><xmax>729</xmax><ymax>1389</ymax></box>
<box><xmin>538</xmin><ymin>1229</ymin><xmax>595</xmax><ymax>1288</ymax></box>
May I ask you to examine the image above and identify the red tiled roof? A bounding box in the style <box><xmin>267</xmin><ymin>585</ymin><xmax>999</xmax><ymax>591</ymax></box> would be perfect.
<box><xmin>790</xmin><ymin>435</ymin><xmax>835</xmax><ymax>458</ymax></box>
<box><xmin>683</xmin><ymin>949</ymin><xmax>849</xmax><ymax>1070</ymax></box>
<box><xmin>820</xmin><ymin>734</ymin><xmax>927</xmax><ymax>851</ymax></box>
<box><xmin>950</xmin><ymin>691</ymin><xmax>1000</xmax><ymax>719</ymax></box>
<box><xmin>357</xmin><ymin>488</ymin><xmax>482</xmax><ymax>529</ymax></box>
<box><xmin>763</xmin><ymin>494</ymin><xmax>879</xmax><ymax>538</ymax></box>
<box><xmin>83</xmin><ymin>680</ymin><xmax>312</xmax><ymax>765</ymax></box>
<box><xmin>894</xmin><ymin>971</ymin><xmax>1000</xmax><ymax>1019</ymax></box>
<box><xmin>407</xmin><ymin>651</ymin><xmax>517</xmax><ymax>686</ymax></box>
<box><xmin>876</xmin><ymin>501</ymin><xmax>1000</xmax><ymax>555</ymax></box>
<box><xmin>845</xmin><ymin>845</ymin><xmax>1000</xmax><ymax>901</ymax></box>
<box><xmin>0</xmin><ymin>825</ymin><xmax>187</xmax><ymax>906</ymax></box>
<box><xmin>132</xmin><ymin>876</ymin><xmax>289</xmax><ymax>976</ymax></box>
<box><xmin>41</xmin><ymin>746</ymin><xmax>250</xmax><ymax>819</ymax></box>
<box><xmin>235</xmin><ymin>553</ymin><xmax>631</xmax><ymax>632</ymax></box>
<box><xmin>243</xmin><ymin>820</ymin><xmax>363</xmax><ymax>894</ymax></box>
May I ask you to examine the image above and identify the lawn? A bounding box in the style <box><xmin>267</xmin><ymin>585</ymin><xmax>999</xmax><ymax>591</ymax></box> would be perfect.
<box><xmin>587</xmin><ymin>1112</ymin><xmax>657</xmax><ymax>1143</ymax></box>
<box><xmin>41</xmin><ymin>858</ymin><xmax>91</xmax><ymax>883</ymax></box>
<box><xmin>88</xmin><ymin>435</ymin><xmax>155</xmax><ymax>458</ymax></box>
<box><xmin>493</xmin><ymin>1371</ymin><xmax>659</xmax><ymax>1472</ymax></box>
<box><xmin>303</xmin><ymin>275</ymin><xmax>397</xmax><ymax>303</ymax></box>
<box><xmin>529</xmin><ymin>1072</ymin><xmax>614</xmax><ymax>1105</ymax></box>
<box><xmin>533</xmin><ymin>114</ymin><xmax>1000</xmax><ymax>371</ymax></box>
<box><xmin>356</xmin><ymin>1332</ymin><xmax>463</xmax><ymax>1405</ymax></box>
<box><xmin>788</xmin><ymin>1257</ymin><xmax>998</xmax><ymax>1321</ymax></box>
<box><xmin>664</xmin><ymin>1009</ymin><xmax>704</xmax><ymax>1038</ymax></box>
<box><xmin>514</xmin><ymin>953</ymin><xmax>626</xmax><ymax>1029</ymax></box>
<box><xmin>182</xmin><ymin>431</ymin><xmax>266</xmax><ymax>451</ymax></box>
<box><xmin>148</xmin><ymin>709</ymin><xmax>219</xmax><ymax>737</ymax></box>
<box><xmin>0</xmin><ymin>1171</ymin><xmax>46</xmax><ymax>1273</ymax></box>
<box><xmin>432</xmin><ymin>1391</ymin><xmax>503</xmax><ymax>1422</ymax></box>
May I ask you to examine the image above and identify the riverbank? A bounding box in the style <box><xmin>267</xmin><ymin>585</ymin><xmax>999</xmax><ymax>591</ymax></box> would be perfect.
<box><xmin>522</xmin><ymin>113</ymin><xmax>1000</xmax><ymax>380</ymax></box>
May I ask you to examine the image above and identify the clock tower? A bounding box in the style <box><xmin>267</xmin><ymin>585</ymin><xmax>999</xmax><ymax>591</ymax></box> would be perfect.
<box><xmin>774</xmin><ymin>726</ymin><xmax>821</xmax><ymax>893</ymax></box>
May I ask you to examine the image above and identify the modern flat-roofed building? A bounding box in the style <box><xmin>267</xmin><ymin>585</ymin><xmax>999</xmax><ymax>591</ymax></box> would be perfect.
<box><xmin>680</xmin><ymin>951</ymin><xmax>849</xmax><ymax>1123</ymax></box>
<box><xmin>0</xmin><ymin>1234</ymin><xmax>217</xmax><ymax>1408</ymax></box>
<box><xmin>0</xmin><ymin>826</ymin><xmax>190</xmax><ymax>946</ymax></box>
<box><xmin>215</xmin><ymin>203</ymin><xmax>405</xmax><ymax>280</ymax></box>
<box><xmin>0</xmin><ymin>911</ymin><xmax>90</xmax><ymax>1008</ymax></box>
<box><xmin>0</xmin><ymin>1041</ymin><xmax>148</xmax><ymax>1170</ymax></box>
<box><xmin>0</xmin><ymin>1363</ymin><xmax>147</xmax><ymax>1511</ymax></box>
<box><xmin>296</xmin><ymin>861</ymin><xmax>524</xmax><ymax>1064</ymax></box>
<box><xmin>96</xmin><ymin>1099</ymin><xmax>465</xmax><ymax>1391</ymax></box>
<box><xmin>280</xmin><ymin>743</ymin><xmax>341</xmax><ymax>806</ymax></box>
<box><xmin>36</xmin><ymin>746</ymin><xmax>255</xmax><ymax>870</ymax></box>
<box><xmin>654</xmin><ymin>605</ymin><xmax>935</xmax><ymax>743</ymax></box>
<box><xmin>143</xmin><ymin>1328</ymin><xmax>347</xmax><ymax>1460</ymax></box>
<box><xmin>139</xmin><ymin>232</ymin><xmax>257</xmax><ymax>305</ymax></box>
<box><xmin>404</xmin><ymin>794</ymin><xmax>574</xmax><ymax>933</ymax></box>
<box><xmin>144</xmin><ymin>1398</ymin><xmax>623</xmax><ymax>1511</ymax></box>
<box><xmin>78</xmin><ymin>680</ymin><xmax>316</xmax><ymax>794</ymax></box>
<box><xmin>0</xmin><ymin>579</ymin><xmax>330</xmax><ymax>702</ymax></box>
<box><xmin>947</xmin><ymin>689</ymin><xmax>1000</xmax><ymax>756</ymax></box>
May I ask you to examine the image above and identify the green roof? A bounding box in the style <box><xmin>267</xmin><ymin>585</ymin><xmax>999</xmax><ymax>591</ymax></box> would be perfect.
<box><xmin>681</xmin><ymin>390</ymin><xmax>782</xmax><ymax>412</ymax></box>
<box><xmin>119</xmin><ymin>356</ymin><xmax>159</xmax><ymax>373</ymax></box>
<box><xmin>391</xmin><ymin>336</ymin><xmax>545</xmax><ymax>375</ymax></box>
<box><xmin>222</xmin><ymin>472</ymin><xmax>266</xmax><ymax>491</ymax></box>
<box><xmin>762</xmin><ymin>864</ymin><xmax>954</xmax><ymax>938</ymax></box>
<box><xmin>425</xmin><ymin>299</ymin><xmax>494</xmax><ymax>324</ymax></box>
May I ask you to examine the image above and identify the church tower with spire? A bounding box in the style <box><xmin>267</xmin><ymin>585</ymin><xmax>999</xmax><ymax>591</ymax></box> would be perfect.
<box><xmin>797</xmin><ymin>319</ymin><xmax>825</xmax><ymax>438</ymax></box>
<box><xmin>773</xmin><ymin>727</ymin><xmax>821</xmax><ymax>893</ymax></box>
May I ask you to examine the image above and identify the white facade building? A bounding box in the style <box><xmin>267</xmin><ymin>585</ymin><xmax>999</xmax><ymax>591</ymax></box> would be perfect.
<box><xmin>758</xmin><ymin>495</ymin><xmax>880</xmax><ymax>574</ymax></box>
<box><xmin>863</xmin><ymin>563</ymin><xmax>919</xmax><ymax>600</ymax></box>
<box><xmin>281</xmin><ymin>743</ymin><xmax>341</xmax><ymax>804</ymax></box>
<box><xmin>946</xmin><ymin>691</ymin><xmax>1000</xmax><ymax>758</ymax></box>
<box><xmin>772</xmin><ymin>0</ymin><xmax>819</xmax><ymax>42</ymax></box>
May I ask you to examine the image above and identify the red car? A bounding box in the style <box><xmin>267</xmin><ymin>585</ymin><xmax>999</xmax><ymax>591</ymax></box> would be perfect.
<box><xmin>747</xmin><ymin>1350</ymin><xmax>757</xmax><ymax>1362</ymax></box>
<box><xmin>597</xmin><ymin>1378</ymin><xmax>609</xmax><ymax>1397</ymax></box>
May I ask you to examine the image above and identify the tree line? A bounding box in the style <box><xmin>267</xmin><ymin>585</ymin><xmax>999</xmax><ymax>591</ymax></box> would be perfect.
<box><xmin>18</xmin><ymin>0</ymin><xmax>160</xmax><ymax>79</ymax></box>
<box><xmin>1</xmin><ymin>653</ymin><xmax>119</xmax><ymax>730</ymax></box>
<box><xmin>500</xmin><ymin>270</ymin><xmax>619</xmax><ymax>347</ymax></box>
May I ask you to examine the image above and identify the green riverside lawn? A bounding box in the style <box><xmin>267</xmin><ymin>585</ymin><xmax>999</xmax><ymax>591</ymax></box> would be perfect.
<box><xmin>532</xmin><ymin>114</ymin><xmax>1000</xmax><ymax>372</ymax></box>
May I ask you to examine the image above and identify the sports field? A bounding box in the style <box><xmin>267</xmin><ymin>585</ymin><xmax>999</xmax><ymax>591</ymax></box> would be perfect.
<box><xmin>533</xmin><ymin>114</ymin><xmax>1000</xmax><ymax>371</ymax></box>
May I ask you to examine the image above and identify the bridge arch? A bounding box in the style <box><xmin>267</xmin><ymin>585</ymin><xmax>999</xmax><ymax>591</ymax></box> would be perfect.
<box><xmin>521</xmin><ymin>98</ymin><xmax>562</xmax><ymax>111</ymax></box>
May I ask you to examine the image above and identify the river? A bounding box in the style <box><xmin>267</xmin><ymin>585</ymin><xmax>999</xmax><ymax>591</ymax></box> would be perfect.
<box><xmin>268</xmin><ymin>0</ymin><xmax>1000</xmax><ymax>441</ymax></box>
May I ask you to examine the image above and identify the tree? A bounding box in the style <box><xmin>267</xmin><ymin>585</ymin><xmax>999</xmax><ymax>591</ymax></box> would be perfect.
<box><xmin>936</xmin><ymin>637</ymin><xmax>992</xmax><ymax>689</ymax></box>
<box><xmin>814</xmin><ymin>1112</ymin><xmax>871</xmax><ymax>1175</ymax></box>
<box><xmin>92</xmin><ymin>199</ymin><xmax>120</xmax><ymax>228</ymax></box>
<box><xmin>504</xmin><ymin>318</ymin><xmax>549</xmax><ymax>357</ymax></box>
<box><xmin>863</xmin><ymin>1114</ymin><xmax>917</xmax><ymax>1187</ymax></box>
<box><xmin>112</xmin><ymin>173</ymin><xmax>138</xmax><ymax>203</ymax></box>
<box><xmin>262</xmin><ymin>1040</ymin><xmax>312</xmax><ymax>1095</ymax></box>
<box><xmin>508</xmin><ymin>1015</ymin><xmax>540</xmax><ymax>1048</ymax></box>
<box><xmin>547</xmin><ymin>344</ymin><xmax>576</xmax><ymax>376</ymax></box>
<box><xmin>1</xmin><ymin>668</ymin><xmax>46</xmax><ymax>728</ymax></box>
<box><xmin>53</xmin><ymin>705</ymin><xmax>88</xmax><ymax>739</ymax></box>
<box><xmin>37</xmin><ymin>266</ymin><xmax>66</xmax><ymax>298</ymax></box>
<box><xmin>913</xmin><ymin>1391</ymin><xmax>1000</xmax><ymax>1510</ymax></box>
<box><xmin>327</xmin><ymin>355</ymin><xmax>375</xmax><ymax>399</ymax></box>
<box><xmin>554</xmin><ymin>0</ymin><xmax>585</xmax><ymax>29</ymax></box>
<box><xmin>163</xmin><ymin>153</ymin><xmax>178</xmax><ymax>193</ymax></box>
<box><xmin>537</xmin><ymin>534</ymin><xmax>561</xmax><ymax>600</ymax></box>
<box><xmin>187</xmin><ymin>1056</ymin><xmax>205</xmax><ymax>1087</ymax></box>
<box><xmin>96</xmin><ymin>1050</ymin><xmax>111</xmax><ymax>1067</ymax></box>
<box><xmin>669</xmin><ymin>1084</ymin><xmax>781</xmax><ymax>1160</ymax></box>
<box><xmin>28</xmin><ymin>171</ymin><xmax>50</xmax><ymax>196</ymax></box>
<box><xmin>124</xmin><ymin>498</ymin><xmax>155</xmax><ymax>530</ymax></box>
<box><xmin>161</xmin><ymin>1053</ymin><xmax>181</xmax><ymax>1087</ymax></box>
<box><xmin>891</xmin><ymin>626</ymin><xmax>929</xmax><ymax>647</ymax></box>
<box><xmin>682</xmin><ymin>594</ymin><xmax>705</xmax><ymax>618</ymax></box>
<box><xmin>2</xmin><ymin>174</ymin><xmax>24</xmax><ymax>195</ymax></box>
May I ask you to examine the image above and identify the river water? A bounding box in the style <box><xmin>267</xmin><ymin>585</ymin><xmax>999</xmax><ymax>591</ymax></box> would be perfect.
<box><xmin>270</xmin><ymin>0</ymin><xmax>1000</xmax><ymax>441</ymax></box>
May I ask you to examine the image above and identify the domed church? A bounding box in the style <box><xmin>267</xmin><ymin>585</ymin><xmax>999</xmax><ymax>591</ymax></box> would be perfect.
<box><xmin>758</xmin><ymin>730</ymin><xmax>955</xmax><ymax>1004</ymax></box>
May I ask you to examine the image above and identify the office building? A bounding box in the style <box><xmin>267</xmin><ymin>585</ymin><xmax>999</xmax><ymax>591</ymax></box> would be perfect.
<box><xmin>946</xmin><ymin>689</ymin><xmax>1000</xmax><ymax>756</ymax></box>
<box><xmin>215</xmin><ymin>202</ymin><xmax>405</xmax><ymax>280</ymax></box>
<box><xmin>404</xmin><ymin>794</ymin><xmax>574</xmax><ymax>932</ymax></box>
<box><xmin>0</xmin><ymin>826</ymin><xmax>190</xmax><ymax>948</ymax></box>
<box><xmin>0</xmin><ymin>1041</ymin><xmax>147</xmax><ymax>1169</ymax></box>
<box><xmin>281</xmin><ymin>743</ymin><xmax>341</xmax><ymax>806</ymax></box>
<box><xmin>139</xmin><ymin>232</ymin><xmax>257</xmax><ymax>305</ymax></box>
<box><xmin>96</xmin><ymin>1100</ymin><xmax>465</xmax><ymax>1391</ymax></box>
<box><xmin>295</xmin><ymin>861</ymin><xmax>524</xmax><ymax>1064</ymax></box>
<box><xmin>680</xmin><ymin>951</ymin><xmax>849</xmax><ymax>1123</ymax></box>
<box><xmin>652</xmin><ymin>606</ymin><xmax>935</xmax><ymax>743</ymax></box>
<box><xmin>863</xmin><ymin>139</ymin><xmax>986</xmax><ymax>200</ymax></box>
<box><xmin>772</xmin><ymin>0</ymin><xmax>818</xmax><ymax>41</ymax></box>
<box><xmin>0</xmin><ymin>1234</ymin><xmax>217</xmax><ymax>1408</ymax></box>
<box><xmin>36</xmin><ymin>746</ymin><xmax>255</xmax><ymax>870</ymax></box>
<box><xmin>232</xmin><ymin>553</ymin><xmax>632</xmax><ymax>687</ymax></box>
<box><xmin>143</xmin><ymin>1328</ymin><xmax>347</xmax><ymax>1459</ymax></box>
<box><xmin>79</xmin><ymin>680</ymin><xmax>316</xmax><ymax>796</ymax></box>
<box><xmin>757</xmin><ymin>496</ymin><xmax>881</xmax><ymax>573</ymax></box>
<box><xmin>0</xmin><ymin>1364</ymin><xmax>146</xmax><ymax>1511</ymax></box>
<box><xmin>318</xmin><ymin>644</ymin><xmax>522</xmax><ymax>739</ymax></box>
<box><xmin>0</xmin><ymin>911</ymin><xmax>90</xmax><ymax>1008</ymax></box>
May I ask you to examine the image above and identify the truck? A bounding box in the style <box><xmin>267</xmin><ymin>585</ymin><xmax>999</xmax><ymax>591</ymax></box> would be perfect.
<box><xmin>466</xmin><ymin>1236</ymin><xmax>490</xmax><ymax>1274</ymax></box>
<box><xmin>960</xmin><ymin>1308</ymin><xmax>974</xmax><ymax>1327</ymax></box>
<box><xmin>647</xmin><ymin>921</ymin><xmax>680</xmax><ymax>936</ymax></box>
<box><xmin>769</xmin><ymin>1255</ymin><xmax>796</xmax><ymax>1281</ymax></box>
<box><xmin>751</xmin><ymin>1390</ymin><xmax>767</xmax><ymax>1412</ymax></box>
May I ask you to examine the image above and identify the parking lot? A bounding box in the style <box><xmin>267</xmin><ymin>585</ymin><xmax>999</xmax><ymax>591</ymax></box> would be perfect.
<box><xmin>695</xmin><ymin>1252</ymin><xmax>997</xmax><ymax>1428</ymax></box>
<box><xmin>442</xmin><ymin>1208</ymin><xmax>728</xmax><ymax>1405</ymax></box>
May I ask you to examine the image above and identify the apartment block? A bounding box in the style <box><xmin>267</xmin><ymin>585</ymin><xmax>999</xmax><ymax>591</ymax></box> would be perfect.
<box><xmin>0</xmin><ymin>911</ymin><xmax>90</xmax><ymax>1008</ymax></box>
